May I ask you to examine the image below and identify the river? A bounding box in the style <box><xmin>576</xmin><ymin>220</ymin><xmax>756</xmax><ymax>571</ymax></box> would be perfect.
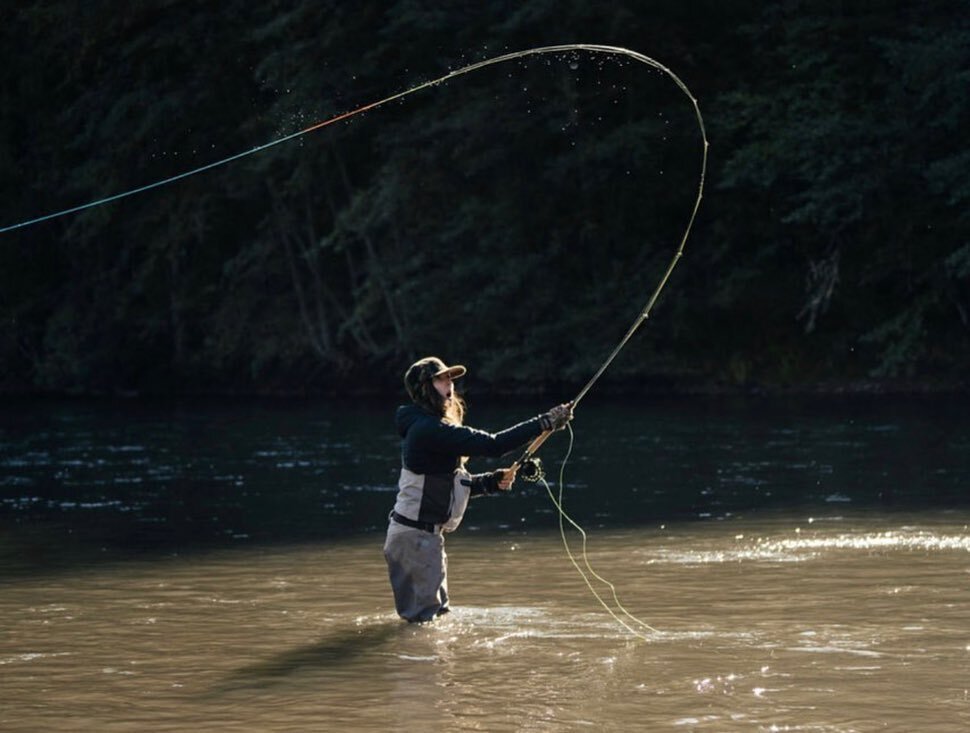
<box><xmin>1</xmin><ymin>395</ymin><xmax>968</xmax><ymax>731</ymax></box>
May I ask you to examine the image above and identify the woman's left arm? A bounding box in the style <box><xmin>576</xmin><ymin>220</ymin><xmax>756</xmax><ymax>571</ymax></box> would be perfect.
<box><xmin>460</xmin><ymin>465</ymin><xmax>518</xmax><ymax>496</ymax></box>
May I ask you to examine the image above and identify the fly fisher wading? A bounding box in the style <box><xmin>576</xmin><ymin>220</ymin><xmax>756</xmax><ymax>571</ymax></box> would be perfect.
<box><xmin>3</xmin><ymin>44</ymin><xmax>708</xmax><ymax>637</ymax></box>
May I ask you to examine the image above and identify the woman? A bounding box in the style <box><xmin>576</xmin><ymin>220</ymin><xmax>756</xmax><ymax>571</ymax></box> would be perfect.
<box><xmin>383</xmin><ymin>356</ymin><xmax>573</xmax><ymax>622</ymax></box>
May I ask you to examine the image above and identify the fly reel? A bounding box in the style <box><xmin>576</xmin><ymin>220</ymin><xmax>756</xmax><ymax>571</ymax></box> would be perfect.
<box><xmin>518</xmin><ymin>456</ymin><xmax>545</xmax><ymax>483</ymax></box>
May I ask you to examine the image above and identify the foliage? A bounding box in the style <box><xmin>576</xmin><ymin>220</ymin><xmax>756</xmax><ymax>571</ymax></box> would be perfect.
<box><xmin>1</xmin><ymin>1</ymin><xmax>967</xmax><ymax>395</ymax></box>
<box><xmin>714</xmin><ymin>1</ymin><xmax>970</xmax><ymax>382</ymax></box>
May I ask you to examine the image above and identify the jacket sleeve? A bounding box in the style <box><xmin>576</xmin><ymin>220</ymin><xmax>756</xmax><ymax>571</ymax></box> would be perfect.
<box><xmin>461</xmin><ymin>470</ymin><xmax>506</xmax><ymax>496</ymax></box>
<box><xmin>411</xmin><ymin>415</ymin><xmax>544</xmax><ymax>459</ymax></box>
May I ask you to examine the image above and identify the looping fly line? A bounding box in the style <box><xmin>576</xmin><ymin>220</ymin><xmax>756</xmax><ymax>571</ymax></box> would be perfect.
<box><xmin>3</xmin><ymin>45</ymin><xmax>708</xmax><ymax>641</ymax></box>
<box><xmin>1</xmin><ymin>44</ymin><xmax>707</xmax><ymax>238</ymax></box>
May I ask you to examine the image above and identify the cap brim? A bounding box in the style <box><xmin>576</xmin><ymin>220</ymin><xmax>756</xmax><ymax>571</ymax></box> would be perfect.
<box><xmin>433</xmin><ymin>365</ymin><xmax>466</xmax><ymax>380</ymax></box>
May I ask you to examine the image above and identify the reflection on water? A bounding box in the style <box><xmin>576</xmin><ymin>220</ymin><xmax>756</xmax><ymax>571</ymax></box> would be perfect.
<box><xmin>1</xmin><ymin>396</ymin><xmax>969</xmax><ymax>730</ymax></box>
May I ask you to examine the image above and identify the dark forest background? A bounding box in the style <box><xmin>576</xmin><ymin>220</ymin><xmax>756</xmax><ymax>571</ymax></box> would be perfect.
<box><xmin>1</xmin><ymin>1</ymin><xmax>967</xmax><ymax>397</ymax></box>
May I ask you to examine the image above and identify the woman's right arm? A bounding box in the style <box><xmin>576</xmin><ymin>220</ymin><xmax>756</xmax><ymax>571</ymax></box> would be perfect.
<box><xmin>417</xmin><ymin>404</ymin><xmax>573</xmax><ymax>459</ymax></box>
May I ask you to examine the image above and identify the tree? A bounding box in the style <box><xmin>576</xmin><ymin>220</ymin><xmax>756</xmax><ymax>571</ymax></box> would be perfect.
<box><xmin>714</xmin><ymin>1</ymin><xmax>969</xmax><ymax>382</ymax></box>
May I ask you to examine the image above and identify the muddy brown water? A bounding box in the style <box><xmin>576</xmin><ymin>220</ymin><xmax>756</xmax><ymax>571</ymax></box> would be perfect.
<box><xmin>3</xmin><ymin>516</ymin><xmax>969</xmax><ymax>731</ymax></box>
<box><xmin>2</xmin><ymin>397</ymin><xmax>968</xmax><ymax>730</ymax></box>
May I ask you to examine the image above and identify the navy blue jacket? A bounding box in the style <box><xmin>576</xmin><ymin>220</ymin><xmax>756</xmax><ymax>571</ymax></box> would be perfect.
<box><xmin>396</xmin><ymin>404</ymin><xmax>544</xmax><ymax>475</ymax></box>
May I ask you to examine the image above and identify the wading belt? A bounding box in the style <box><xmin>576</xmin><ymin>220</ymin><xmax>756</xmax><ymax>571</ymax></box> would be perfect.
<box><xmin>390</xmin><ymin>510</ymin><xmax>439</xmax><ymax>534</ymax></box>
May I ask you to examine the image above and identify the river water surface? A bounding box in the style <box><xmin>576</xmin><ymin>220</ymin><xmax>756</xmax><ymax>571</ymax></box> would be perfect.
<box><xmin>1</xmin><ymin>396</ymin><xmax>968</xmax><ymax>731</ymax></box>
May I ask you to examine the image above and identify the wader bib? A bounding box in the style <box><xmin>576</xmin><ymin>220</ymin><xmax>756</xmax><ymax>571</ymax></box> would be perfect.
<box><xmin>383</xmin><ymin>468</ymin><xmax>471</xmax><ymax>622</ymax></box>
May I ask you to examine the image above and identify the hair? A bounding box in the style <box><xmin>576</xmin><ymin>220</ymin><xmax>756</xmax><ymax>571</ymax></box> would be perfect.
<box><xmin>444</xmin><ymin>392</ymin><xmax>466</xmax><ymax>426</ymax></box>
<box><xmin>412</xmin><ymin>378</ymin><xmax>466</xmax><ymax>425</ymax></box>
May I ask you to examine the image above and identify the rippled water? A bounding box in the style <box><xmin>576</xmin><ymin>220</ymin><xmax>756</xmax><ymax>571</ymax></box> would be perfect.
<box><xmin>1</xmin><ymin>397</ymin><xmax>969</xmax><ymax>730</ymax></box>
<box><xmin>3</xmin><ymin>516</ymin><xmax>969</xmax><ymax>731</ymax></box>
